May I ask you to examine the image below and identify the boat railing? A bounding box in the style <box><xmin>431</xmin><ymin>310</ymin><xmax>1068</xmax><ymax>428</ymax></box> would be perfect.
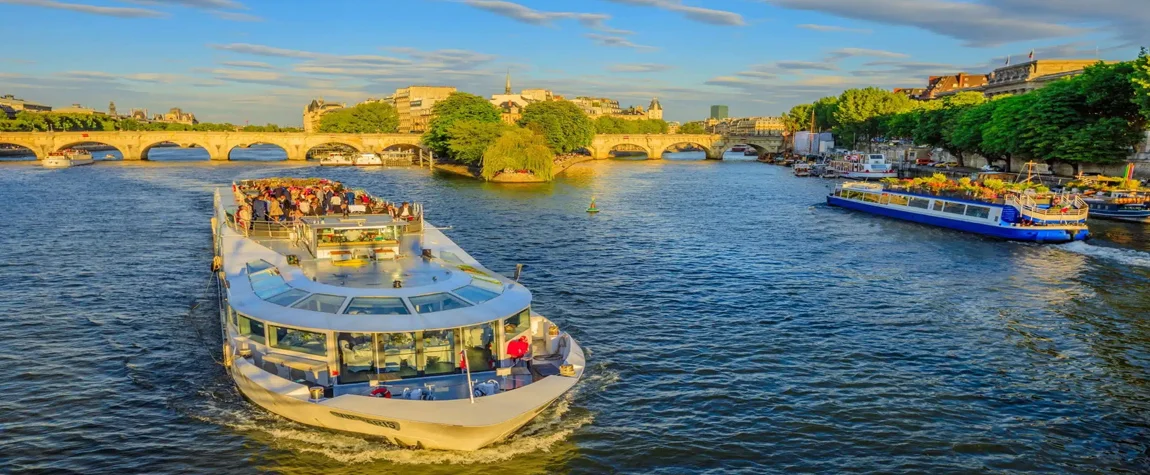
<box><xmin>1006</xmin><ymin>194</ymin><xmax>1089</xmax><ymax>219</ymax></box>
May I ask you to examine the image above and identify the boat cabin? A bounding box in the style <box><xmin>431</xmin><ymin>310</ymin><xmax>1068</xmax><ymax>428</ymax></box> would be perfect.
<box><xmin>300</xmin><ymin>215</ymin><xmax>405</xmax><ymax>260</ymax></box>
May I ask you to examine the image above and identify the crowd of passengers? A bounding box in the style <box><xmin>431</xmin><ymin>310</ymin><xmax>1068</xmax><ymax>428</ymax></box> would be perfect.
<box><xmin>232</xmin><ymin>178</ymin><xmax>415</xmax><ymax>231</ymax></box>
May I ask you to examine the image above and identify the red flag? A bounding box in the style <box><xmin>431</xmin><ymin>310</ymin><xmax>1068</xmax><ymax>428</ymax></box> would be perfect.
<box><xmin>1028</xmin><ymin>50</ymin><xmax>1034</xmax><ymax>60</ymax></box>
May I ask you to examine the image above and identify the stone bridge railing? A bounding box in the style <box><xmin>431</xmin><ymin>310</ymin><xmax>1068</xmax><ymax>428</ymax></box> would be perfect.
<box><xmin>0</xmin><ymin>131</ymin><xmax>785</xmax><ymax>161</ymax></box>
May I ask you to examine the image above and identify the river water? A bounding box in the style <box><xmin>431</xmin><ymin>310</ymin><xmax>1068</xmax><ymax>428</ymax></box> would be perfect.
<box><xmin>1</xmin><ymin>149</ymin><xmax>1148</xmax><ymax>474</ymax></box>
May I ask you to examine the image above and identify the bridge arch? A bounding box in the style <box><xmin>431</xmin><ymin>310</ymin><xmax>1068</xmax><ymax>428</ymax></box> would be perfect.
<box><xmin>306</xmin><ymin>142</ymin><xmax>362</xmax><ymax>160</ymax></box>
<box><xmin>0</xmin><ymin>142</ymin><xmax>39</xmax><ymax>161</ymax></box>
<box><xmin>55</xmin><ymin>141</ymin><xmax>125</xmax><ymax>160</ymax></box>
<box><xmin>607</xmin><ymin>143</ymin><xmax>652</xmax><ymax>159</ymax></box>
<box><xmin>141</xmin><ymin>141</ymin><xmax>210</xmax><ymax>161</ymax></box>
<box><xmin>659</xmin><ymin>142</ymin><xmax>714</xmax><ymax>160</ymax></box>
<box><xmin>229</xmin><ymin>142</ymin><xmax>288</xmax><ymax>161</ymax></box>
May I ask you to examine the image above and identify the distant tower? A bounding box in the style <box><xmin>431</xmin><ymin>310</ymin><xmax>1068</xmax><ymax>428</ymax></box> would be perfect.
<box><xmin>108</xmin><ymin>101</ymin><xmax>117</xmax><ymax>117</ymax></box>
<box><xmin>648</xmin><ymin>97</ymin><xmax>663</xmax><ymax>120</ymax></box>
<box><xmin>505</xmin><ymin>70</ymin><xmax>512</xmax><ymax>95</ymax></box>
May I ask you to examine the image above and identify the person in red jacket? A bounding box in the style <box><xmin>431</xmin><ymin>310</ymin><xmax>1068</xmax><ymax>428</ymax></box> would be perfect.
<box><xmin>507</xmin><ymin>336</ymin><xmax>530</xmax><ymax>367</ymax></box>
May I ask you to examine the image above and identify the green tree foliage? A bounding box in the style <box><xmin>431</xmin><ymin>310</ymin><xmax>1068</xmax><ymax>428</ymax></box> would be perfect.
<box><xmin>784</xmin><ymin>103</ymin><xmax>813</xmax><ymax>133</ymax></box>
<box><xmin>813</xmin><ymin>96</ymin><xmax>839</xmax><ymax>130</ymax></box>
<box><xmin>423</xmin><ymin>92</ymin><xmax>502</xmax><ymax>157</ymax></box>
<box><xmin>0</xmin><ymin>112</ymin><xmax>298</xmax><ymax>132</ymax></box>
<box><xmin>678</xmin><ymin>121</ymin><xmax>705</xmax><ymax>134</ymax></box>
<box><xmin>317</xmin><ymin>101</ymin><xmax>398</xmax><ymax>133</ymax></box>
<box><xmin>591</xmin><ymin>116</ymin><xmax>669</xmax><ymax>134</ymax></box>
<box><xmin>518</xmin><ymin>100</ymin><xmax>595</xmax><ymax>153</ymax></box>
<box><xmin>1130</xmin><ymin>48</ymin><xmax>1150</xmax><ymax>122</ymax></box>
<box><xmin>981</xmin><ymin>93</ymin><xmax>1037</xmax><ymax>166</ymax></box>
<box><xmin>949</xmin><ymin>100</ymin><xmax>998</xmax><ymax>166</ymax></box>
<box><xmin>446</xmin><ymin>120</ymin><xmax>510</xmax><ymax>165</ymax></box>
<box><xmin>481</xmin><ymin>128</ymin><xmax>555</xmax><ymax>181</ymax></box>
<box><xmin>833</xmin><ymin>87</ymin><xmax>916</xmax><ymax>147</ymax></box>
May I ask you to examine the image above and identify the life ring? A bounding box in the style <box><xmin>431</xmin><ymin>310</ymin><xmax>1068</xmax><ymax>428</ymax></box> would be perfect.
<box><xmin>211</xmin><ymin>256</ymin><xmax>223</xmax><ymax>272</ymax></box>
<box><xmin>371</xmin><ymin>386</ymin><xmax>392</xmax><ymax>398</ymax></box>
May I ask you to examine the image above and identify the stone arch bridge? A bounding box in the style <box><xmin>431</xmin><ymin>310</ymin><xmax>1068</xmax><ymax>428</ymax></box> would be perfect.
<box><xmin>0</xmin><ymin>131</ymin><xmax>428</xmax><ymax>161</ymax></box>
<box><xmin>588</xmin><ymin>134</ymin><xmax>783</xmax><ymax>160</ymax></box>
<box><xmin>0</xmin><ymin>131</ymin><xmax>783</xmax><ymax>161</ymax></box>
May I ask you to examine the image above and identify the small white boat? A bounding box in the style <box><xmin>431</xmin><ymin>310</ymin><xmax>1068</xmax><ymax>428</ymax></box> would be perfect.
<box><xmin>43</xmin><ymin>149</ymin><xmax>95</xmax><ymax>168</ymax></box>
<box><xmin>793</xmin><ymin>162</ymin><xmax>812</xmax><ymax>177</ymax></box>
<box><xmin>829</xmin><ymin>152</ymin><xmax>896</xmax><ymax>179</ymax></box>
<box><xmin>353</xmin><ymin>153</ymin><xmax>383</xmax><ymax>166</ymax></box>
<box><xmin>319</xmin><ymin>152</ymin><xmax>354</xmax><ymax>166</ymax></box>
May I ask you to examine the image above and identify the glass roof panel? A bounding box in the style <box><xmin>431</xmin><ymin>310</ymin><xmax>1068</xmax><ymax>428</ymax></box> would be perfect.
<box><xmin>291</xmin><ymin>293</ymin><xmax>346</xmax><ymax>313</ymax></box>
<box><xmin>453</xmin><ymin>285</ymin><xmax>499</xmax><ymax>304</ymax></box>
<box><xmin>265</xmin><ymin>288</ymin><xmax>310</xmax><ymax>306</ymax></box>
<box><xmin>344</xmin><ymin>297</ymin><xmax>411</xmax><ymax>315</ymax></box>
<box><xmin>409</xmin><ymin>293</ymin><xmax>472</xmax><ymax>314</ymax></box>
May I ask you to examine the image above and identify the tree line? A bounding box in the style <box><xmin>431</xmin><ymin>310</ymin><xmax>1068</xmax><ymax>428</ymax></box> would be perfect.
<box><xmin>0</xmin><ymin>111</ymin><xmax>301</xmax><ymax>132</ymax></box>
<box><xmin>783</xmin><ymin>49</ymin><xmax>1150</xmax><ymax>172</ymax></box>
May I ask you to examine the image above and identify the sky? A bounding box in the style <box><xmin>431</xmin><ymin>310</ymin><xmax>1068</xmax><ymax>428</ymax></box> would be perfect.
<box><xmin>0</xmin><ymin>0</ymin><xmax>1145</xmax><ymax>125</ymax></box>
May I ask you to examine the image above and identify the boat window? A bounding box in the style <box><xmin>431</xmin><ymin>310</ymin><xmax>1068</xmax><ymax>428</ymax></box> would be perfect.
<box><xmin>319</xmin><ymin>226</ymin><xmax>399</xmax><ymax>246</ymax></box>
<box><xmin>942</xmin><ymin>202</ymin><xmax>966</xmax><ymax>215</ymax></box>
<box><xmin>269</xmin><ymin>325</ymin><xmax>327</xmax><ymax>356</ymax></box>
<box><xmin>421</xmin><ymin>329</ymin><xmax>458</xmax><ymax>376</ymax></box>
<box><xmin>879</xmin><ymin>193</ymin><xmax>891</xmax><ymax>205</ymax></box>
<box><xmin>862</xmin><ymin>192</ymin><xmax>880</xmax><ymax>203</ymax></box>
<box><xmin>965</xmin><ymin>205</ymin><xmax>991</xmax><ymax>219</ymax></box>
<box><xmin>245</xmin><ymin>260</ymin><xmax>275</xmax><ymax>274</ymax></box>
<box><xmin>907</xmin><ymin>197</ymin><xmax>931</xmax><ymax>209</ymax></box>
<box><xmin>932</xmin><ymin>200</ymin><xmax>947</xmax><ymax>211</ymax></box>
<box><xmin>453</xmin><ymin>285</ymin><xmax>500</xmax><ymax>304</ymax></box>
<box><xmin>265</xmin><ymin>288</ymin><xmax>310</xmax><ymax>306</ymax></box>
<box><xmin>377</xmin><ymin>332</ymin><xmax>418</xmax><ymax>377</ymax></box>
<box><xmin>237</xmin><ymin>314</ymin><xmax>266</xmax><ymax>344</ymax></box>
<box><xmin>409</xmin><ymin>293</ymin><xmax>472</xmax><ymax>313</ymax></box>
<box><xmin>439</xmin><ymin>251</ymin><xmax>465</xmax><ymax>265</ymax></box>
<box><xmin>292</xmin><ymin>293</ymin><xmax>346</xmax><ymax>313</ymax></box>
<box><xmin>503</xmin><ymin>308</ymin><xmax>531</xmax><ymax>337</ymax></box>
<box><xmin>337</xmin><ymin>332</ymin><xmax>375</xmax><ymax>384</ymax></box>
<box><xmin>344</xmin><ymin>297</ymin><xmax>410</xmax><ymax>315</ymax></box>
<box><xmin>888</xmin><ymin>194</ymin><xmax>910</xmax><ymax>206</ymax></box>
<box><xmin>461</xmin><ymin>321</ymin><xmax>497</xmax><ymax>373</ymax></box>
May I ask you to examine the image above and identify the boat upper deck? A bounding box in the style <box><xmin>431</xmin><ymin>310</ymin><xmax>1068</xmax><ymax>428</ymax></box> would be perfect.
<box><xmin>215</xmin><ymin>179</ymin><xmax>532</xmax><ymax>332</ymax></box>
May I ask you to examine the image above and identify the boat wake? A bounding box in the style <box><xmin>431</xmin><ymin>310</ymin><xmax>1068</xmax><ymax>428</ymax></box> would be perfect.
<box><xmin>190</xmin><ymin>364</ymin><xmax>616</xmax><ymax>466</ymax></box>
<box><xmin>1057</xmin><ymin>241</ymin><xmax>1150</xmax><ymax>268</ymax></box>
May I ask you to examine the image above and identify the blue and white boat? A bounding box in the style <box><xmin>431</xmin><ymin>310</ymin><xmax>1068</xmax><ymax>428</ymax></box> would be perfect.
<box><xmin>1083</xmin><ymin>192</ymin><xmax>1150</xmax><ymax>223</ymax></box>
<box><xmin>828</xmin><ymin>182</ymin><xmax>1090</xmax><ymax>242</ymax></box>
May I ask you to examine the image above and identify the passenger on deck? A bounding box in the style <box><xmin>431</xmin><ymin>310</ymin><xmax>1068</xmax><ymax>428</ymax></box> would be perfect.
<box><xmin>252</xmin><ymin>197</ymin><xmax>268</xmax><ymax>222</ymax></box>
<box><xmin>236</xmin><ymin>204</ymin><xmax>251</xmax><ymax>232</ymax></box>
<box><xmin>268</xmin><ymin>196</ymin><xmax>284</xmax><ymax>222</ymax></box>
<box><xmin>399</xmin><ymin>202</ymin><xmax>412</xmax><ymax>218</ymax></box>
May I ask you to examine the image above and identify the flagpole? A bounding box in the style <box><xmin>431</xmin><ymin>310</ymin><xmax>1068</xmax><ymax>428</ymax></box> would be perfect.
<box><xmin>462</xmin><ymin>348</ymin><xmax>475</xmax><ymax>404</ymax></box>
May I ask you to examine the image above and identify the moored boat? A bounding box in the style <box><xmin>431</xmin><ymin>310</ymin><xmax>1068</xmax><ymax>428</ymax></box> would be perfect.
<box><xmin>353</xmin><ymin>153</ymin><xmax>383</xmax><ymax>166</ymax></box>
<box><xmin>319</xmin><ymin>152</ymin><xmax>354</xmax><ymax>166</ymax></box>
<box><xmin>827</xmin><ymin>181</ymin><xmax>1089</xmax><ymax>242</ymax></box>
<box><xmin>830</xmin><ymin>152</ymin><xmax>896</xmax><ymax>179</ymax></box>
<box><xmin>1082</xmin><ymin>192</ymin><xmax>1150</xmax><ymax>223</ymax></box>
<box><xmin>730</xmin><ymin>145</ymin><xmax>747</xmax><ymax>153</ymax></box>
<box><xmin>793</xmin><ymin>162</ymin><xmax>812</xmax><ymax>177</ymax></box>
<box><xmin>212</xmin><ymin>178</ymin><xmax>584</xmax><ymax>451</ymax></box>
<box><xmin>42</xmin><ymin>149</ymin><xmax>94</xmax><ymax>168</ymax></box>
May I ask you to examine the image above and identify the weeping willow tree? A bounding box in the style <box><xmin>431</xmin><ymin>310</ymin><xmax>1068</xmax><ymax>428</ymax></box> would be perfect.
<box><xmin>481</xmin><ymin>128</ymin><xmax>555</xmax><ymax>181</ymax></box>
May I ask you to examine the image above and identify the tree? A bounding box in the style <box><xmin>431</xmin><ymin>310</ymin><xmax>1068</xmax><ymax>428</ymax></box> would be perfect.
<box><xmin>813</xmin><ymin>96</ymin><xmax>839</xmax><ymax>131</ymax></box>
<box><xmin>593</xmin><ymin>116</ymin><xmax>670</xmax><ymax>134</ymax></box>
<box><xmin>423</xmin><ymin>92</ymin><xmax>502</xmax><ymax>157</ymax></box>
<box><xmin>518</xmin><ymin>100</ymin><xmax>594</xmax><ymax>154</ymax></box>
<box><xmin>1130</xmin><ymin>47</ymin><xmax>1150</xmax><ymax>122</ymax></box>
<box><xmin>446</xmin><ymin>120</ymin><xmax>509</xmax><ymax>165</ymax></box>
<box><xmin>481</xmin><ymin>128</ymin><xmax>555</xmax><ymax>181</ymax></box>
<box><xmin>833</xmin><ymin>87</ymin><xmax>916</xmax><ymax>148</ymax></box>
<box><xmin>678</xmin><ymin>121</ymin><xmax>705</xmax><ymax>134</ymax></box>
<box><xmin>784</xmin><ymin>103</ymin><xmax>813</xmax><ymax>133</ymax></box>
<box><xmin>950</xmin><ymin>100</ymin><xmax>998</xmax><ymax>168</ymax></box>
<box><xmin>317</xmin><ymin>101</ymin><xmax>399</xmax><ymax>133</ymax></box>
<box><xmin>982</xmin><ymin>93</ymin><xmax>1037</xmax><ymax>169</ymax></box>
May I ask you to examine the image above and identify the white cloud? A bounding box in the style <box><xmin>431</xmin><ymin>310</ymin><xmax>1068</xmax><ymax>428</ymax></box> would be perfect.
<box><xmin>797</xmin><ymin>23</ymin><xmax>872</xmax><ymax>33</ymax></box>
<box><xmin>606</xmin><ymin>63</ymin><xmax>675</xmax><ymax>73</ymax></box>
<box><xmin>462</xmin><ymin>0</ymin><xmax>633</xmax><ymax>34</ymax></box>
<box><xmin>584</xmin><ymin>33</ymin><xmax>655</xmax><ymax>50</ymax></box>
<box><xmin>604</xmin><ymin>0</ymin><xmax>745</xmax><ymax>26</ymax></box>
<box><xmin>0</xmin><ymin>0</ymin><xmax>166</xmax><ymax>18</ymax></box>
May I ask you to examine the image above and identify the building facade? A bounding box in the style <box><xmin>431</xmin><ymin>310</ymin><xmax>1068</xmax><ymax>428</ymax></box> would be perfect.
<box><xmin>893</xmin><ymin>88</ymin><xmax>926</xmax><ymax>99</ymax></box>
<box><xmin>710</xmin><ymin>105</ymin><xmax>729</xmax><ymax>120</ymax></box>
<box><xmin>490</xmin><ymin>73</ymin><xmax>552</xmax><ymax>124</ymax></box>
<box><xmin>389</xmin><ymin>86</ymin><xmax>456</xmax><ymax>133</ymax></box>
<box><xmin>153</xmin><ymin>107</ymin><xmax>197</xmax><ymax>125</ymax></box>
<box><xmin>921</xmin><ymin>73</ymin><xmax>988</xmax><ymax>99</ymax></box>
<box><xmin>982</xmin><ymin>60</ymin><xmax>1103</xmax><ymax>98</ymax></box>
<box><xmin>571</xmin><ymin>96</ymin><xmax>623</xmax><ymax>117</ymax></box>
<box><xmin>0</xmin><ymin>94</ymin><xmax>52</xmax><ymax>118</ymax></box>
<box><xmin>704</xmin><ymin>116</ymin><xmax>784</xmax><ymax>135</ymax></box>
<box><xmin>303</xmin><ymin>98</ymin><xmax>346</xmax><ymax>133</ymax></box>
<box><xmin>53</xmin><ymin>103</ymin><xmax>106</xmax><ymax>115</ymax></box>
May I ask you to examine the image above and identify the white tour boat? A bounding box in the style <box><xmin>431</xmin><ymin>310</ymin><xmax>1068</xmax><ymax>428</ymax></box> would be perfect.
<box><xmin>319</xmin><ymin>152</ymin><xmax>354</xmax><ymax>166</ymax></box>
<box><xmin>43</xmin><ymin>149</ymin><xmax>95</xmax><ymax>168</ymax></box>
<box><xmin>793</xmin><ymin>162</ymin><xmax>812</xmax><ymax>177</ymax></box>
<box><xmin>829</xmin><ymin>152</ymin><xmax>896</xmax><ymax>179</ymax></box>
<box><xmin>353</xmin><ymin>153</ymin><xmax>383</xmax><ymax>166</ymax></box>
<box><xmin>212</xmin><ymin>178</ymin><xmax>584</xmax><ymax>451</ymax></box>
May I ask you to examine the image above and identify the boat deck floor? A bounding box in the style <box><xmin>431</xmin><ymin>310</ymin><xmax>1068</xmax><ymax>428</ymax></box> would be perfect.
<box><xmin>250</xmin><ymin>231</ymin><xmax>455</xmax><ymax>289</ymax></box>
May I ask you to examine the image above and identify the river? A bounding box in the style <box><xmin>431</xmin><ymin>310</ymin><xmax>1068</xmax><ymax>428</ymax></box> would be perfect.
<box><xmin>1</xmin><ymin>150</ymin><xmax>1148</xmax><ymax>474</ymax></box>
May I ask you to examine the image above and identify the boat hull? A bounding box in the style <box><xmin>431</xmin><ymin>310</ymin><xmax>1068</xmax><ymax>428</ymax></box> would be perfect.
<box><xmin>1088</xmin><ymin>212</ymin><xmax>1150</xmax><ymax>223</ymax></box>
<box><xmin>841</xmin><ymin>171</ymin><xmax>897</xmax><ymax>179</ymax></box>
<box><xmin>827</xmin><ymin>196</ymin><xmax>1089</xmax><ymax>242</ymax></box>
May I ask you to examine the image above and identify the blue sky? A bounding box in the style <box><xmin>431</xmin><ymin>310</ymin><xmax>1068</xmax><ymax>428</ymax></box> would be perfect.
<box><xmin>0</xmin><ymin>0</ymin><xmax>1144</xmax><ymax>125</ymax></box>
